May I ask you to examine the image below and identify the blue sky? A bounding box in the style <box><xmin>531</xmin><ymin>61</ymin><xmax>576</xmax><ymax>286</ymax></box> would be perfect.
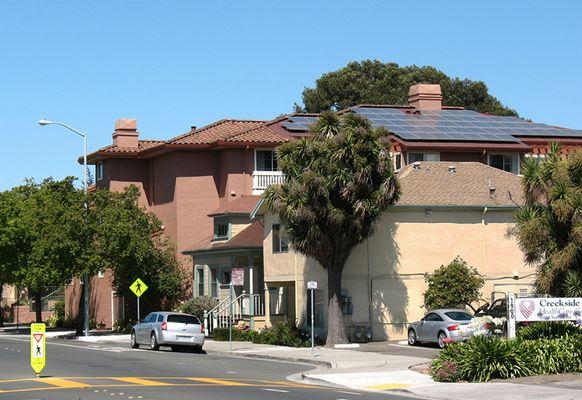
<box><xmin>1</xmin><ymin>1</ymin><xmax>581</xmax><ymax>190</ymax></box>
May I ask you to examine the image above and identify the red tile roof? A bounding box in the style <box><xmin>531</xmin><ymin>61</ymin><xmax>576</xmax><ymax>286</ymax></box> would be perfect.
<box><xmin>86</xmin><ymin>119</ymin><xmax>287</xmax><ymax>163</ymax></box>
<box><xmin>208</xmin><ymin>195</ymin><xmax>262</xmax><ymax>216</ymax></box>
<box><xmin>183</xmin><ymin>220</ymin><xmax>263</xmax><ymax>254</ymax></box>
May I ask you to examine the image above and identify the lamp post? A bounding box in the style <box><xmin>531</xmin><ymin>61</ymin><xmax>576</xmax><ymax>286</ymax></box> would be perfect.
<box><xmin>38</xmin><ymin>119</ymin><xmax>89</xmax><ymax>337</ymax></box>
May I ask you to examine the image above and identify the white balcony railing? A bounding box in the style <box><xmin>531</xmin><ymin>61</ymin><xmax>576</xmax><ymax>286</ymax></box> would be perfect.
<box><xmin>252</xmin><ymin>171</ymin><xmax>284</xmax><ymax>194</ymax></box>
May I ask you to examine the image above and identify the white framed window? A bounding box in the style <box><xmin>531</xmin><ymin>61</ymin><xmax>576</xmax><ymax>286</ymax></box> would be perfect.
<box><xmin>488</xmin><ymin>153</ymin><xmax>519</xmax><ymax>174</ymax></box>
<box><xmin>255</xmin><ymin>149</ymin><xmax>278</xmax><ymax>171</ymax></box>
<box><xmin>272</xmin><ymin>224</ymin><xmax>289</xmax><ymax>253</ymax></box>
<box><xmin>407</xmin><ymin>152</ymin><xmax>439</xmax><ymax>164</ymax></box>
<box><xmin>195</xmin><ymin>267</ymin><xmax>205</xmax><ymax>297</ymax></box>
<box><xmin>97</xmin><ymin>270</ymin><xmax>105</xmax><ymax>278</ymax></box>
<box><xmin>96</xmin><ymin>162</ymin><xmax>104</xmax><ymax>181</ymax></box>
<box><xmin>392</xmin><ymin>152</ymin><xmax>403</xmax><ymax>171</ymax></box>
<box><xmin>213</xmin><ymin>217</ymin><xmax>230</xmax><ymax>241</ymax></box>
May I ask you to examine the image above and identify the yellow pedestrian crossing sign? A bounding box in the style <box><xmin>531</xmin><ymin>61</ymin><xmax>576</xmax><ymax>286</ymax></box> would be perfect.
<box><xmin>30</xmin><ymin>323</ymin><xmax>46</xmax><ymax>376</ymax></box>
<box><xmin>130</xmin><ymin>278</ymin><xmax>148</xmax><ymax>298</ymax></box>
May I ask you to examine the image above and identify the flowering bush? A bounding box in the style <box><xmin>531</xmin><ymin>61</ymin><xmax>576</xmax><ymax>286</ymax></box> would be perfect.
<box><xmin>467</xmin><ymin>315</ymin><xmax>506</xmax><ymax>337</ymax></box>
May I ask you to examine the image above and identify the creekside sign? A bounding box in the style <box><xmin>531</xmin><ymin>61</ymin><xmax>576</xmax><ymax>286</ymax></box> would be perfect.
<box><xmin>507</xmin><ymin>293</ymin><xmax>582</xmax><ymax>338</ymax></box>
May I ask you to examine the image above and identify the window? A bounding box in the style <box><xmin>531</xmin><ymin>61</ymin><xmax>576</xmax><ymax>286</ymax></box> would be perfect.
<box><xmin>144</xmin><ymin>313</ymin><xmax>156</xmax><ymax>323</ymax></box>
<box><xmin>196</xmin><ymin>268</ymin><xmax>204</xmax><ymax>297</ymax></box>
<box><xmin>272</xmin><ymin>224</ymin><xmax>289</xmax><ymax>253</ymax></box>
<box><xmin>488</xmin><ymin>153</ymin><xmax>519</xmax><ymax>174</ymax></box>
<box><xmin>255</xmin><ymin>150</ymin><xmax>278</xmax><ymax>171</ymax></box>
<box><xmin>392</xmin><ymin>153</ymin><xmax>403</xmax><ymax>171</ymax></box>
<box><xmin>424</xmin><ymin>313</ymin><xmax>444</xmax><ymax>322</ymax></box>
<box><xmin>97</xmin><ymin>270</ymin><xmax>105</xmax><ymax>278</ymax></box>
<box><xmin>407</xmin><ymin>152</ymin><xmax>439</xmax><ymax>164</ymax></box>
<box><xmin>210</xmin><ymin>268</ymin><xmax>218</xmax><ymax>298</ymax></box>
<box><xmin>96</xmin><ymin>162</ymin><xmax>104</xmax><ymax>181</ymax></box>
<box><xmin>221</xmin><ymin>270</ymin><xmax>231</xmax><ymax>285</ymax></box>
<box><xmin>213</xmin><ymin>217</ymin><xmax>230</xmax><ymax>241</ymax></box>
<box><xmin>444</xmin><ymin>311</ymin><xmax>473</xmax><ymax>321</ymax></box>
<box><xmin>167</xmin><ymin>315</ymin><xmax>200</xmax><ymax>324</ymax></box>
<box><xmin>157</xmin><ymin>314</ymin><xmax>164</xmax><ymax>322</ymax></box>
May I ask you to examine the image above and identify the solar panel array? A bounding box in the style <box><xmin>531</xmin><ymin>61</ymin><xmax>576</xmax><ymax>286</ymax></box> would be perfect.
<box><xmin>281</xmin><ymin>108</ymin><xmax>582</xmax><ymax>143</ymax></box>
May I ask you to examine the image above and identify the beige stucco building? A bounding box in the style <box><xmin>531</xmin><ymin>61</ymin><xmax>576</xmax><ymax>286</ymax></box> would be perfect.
<box><xmin>257</xmin><ymin>162</ymin><xmax>536</xmax><ymax>341</ymax></box>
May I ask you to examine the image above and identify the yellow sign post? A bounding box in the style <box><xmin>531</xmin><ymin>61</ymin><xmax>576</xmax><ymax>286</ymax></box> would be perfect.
<box><xmin>129</xmin><ymin>278</ymin><xmax>148</xmax><ymax>320</ymax></box>
<box><xmin>30</xmin><ymin>323</ymin><xmax>46</xmax><ymax>377</ymax></box>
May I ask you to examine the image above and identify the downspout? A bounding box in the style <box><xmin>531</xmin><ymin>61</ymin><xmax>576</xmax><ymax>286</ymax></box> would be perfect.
<box><xmin>481</xmin><ymin>207</ymin><xmax>488</xmax><ymax>274</ymax></box>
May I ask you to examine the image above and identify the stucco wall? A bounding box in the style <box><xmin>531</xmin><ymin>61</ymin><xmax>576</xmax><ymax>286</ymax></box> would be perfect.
<box><xmin>263</xmin><ymin>208</ymin><xmax>535</xmax><ymax>340</ymax></box>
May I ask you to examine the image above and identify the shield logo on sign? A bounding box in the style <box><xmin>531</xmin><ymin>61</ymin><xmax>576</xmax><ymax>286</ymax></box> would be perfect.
<box><xmin>519</xmin><ymin>300</ymin><xmax>535</xmax><ymax>318</ymax></box>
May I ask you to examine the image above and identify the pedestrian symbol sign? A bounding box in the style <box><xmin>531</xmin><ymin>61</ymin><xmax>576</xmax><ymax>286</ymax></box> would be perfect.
<box><xmin>30</xmin><ymin>323</ymin><xmax>46</xmax><ymax>376</ymax></box>
<box><xmin>130</xmin><ymin>278</ymin><xmax>148</xmax><ymax>298</ymax></box>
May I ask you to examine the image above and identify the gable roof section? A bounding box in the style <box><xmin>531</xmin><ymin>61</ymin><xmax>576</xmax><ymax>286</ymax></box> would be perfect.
<box><xmin>182</xmin><ymin>220</ymin><xmax>263</xmax><ymax>255</ymax></box>
<box><xmin>396</xmin><ymin>162</ymin><xmax>524</xmax><ymax>208</ymax></box>
<box><xmin>208</xmin><ymin>195</ymin><xmax>262</xmax><ymax>216</ymax></box>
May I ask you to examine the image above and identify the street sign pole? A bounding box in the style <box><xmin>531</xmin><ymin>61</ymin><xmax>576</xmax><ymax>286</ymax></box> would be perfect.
<box><xmin>229</xmin><ymin>281</ymin><xmax>234</xmax><ymax>352</ymax></box>
<box><xmin>307</xmin><ymin>281</ymin><xmax>317</xmax><ymax>354</ymax></box>
<box><xmin>507</xmin><ymin>292</ymin><xmax>517</xmax><ymax>339</ymax></box>
<box><xmin>137</xmin><ymin>296</ymin><xmax>140</xmax><ymax>321</ymax></box>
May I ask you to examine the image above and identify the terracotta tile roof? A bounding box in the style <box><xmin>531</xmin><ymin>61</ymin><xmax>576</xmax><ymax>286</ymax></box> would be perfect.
<box><xmin>208</xmin><ymin>195</ymin><xmax>262</xmax><ymax>216</ymax></box>
<box><xmin>183</xmin><ymin>220</ymin><xmax>263</xmax><ymax>254</ymax></box>
<box><xmin>396</xmin><ymin>162</ymin><xmax>524</xmax><ymax>207</ymax></box>
<box><xmin>169</xmin><ymin>119</ymin><xmax>286</xmax><ymax>145</ymax></box>
<box><xmin>97</xmin><ymin>140</ymin><xmax>164</xmax><ymax>154</ymax></box>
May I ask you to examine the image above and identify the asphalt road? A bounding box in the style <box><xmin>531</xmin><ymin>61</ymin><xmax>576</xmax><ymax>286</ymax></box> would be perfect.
<box><xmin>0</xmin><ymin>336</ymin><xmax>421</xmax><ymax>400</ymax></box>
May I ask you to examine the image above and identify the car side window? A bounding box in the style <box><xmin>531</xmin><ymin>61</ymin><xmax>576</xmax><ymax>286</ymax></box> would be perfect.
<box><xmin>426</xmin><ymin>313</ymin><xmax>443</xmax><ymax>322</ymax></box>
<box><xmin>143</xmin><ymin>313</ymin><xmax>153</xmax><ymax>323</ymax></box>
<box><xmin>148</xmin><ymin>314</ymin><xmax>157</xmax><ymax>323</ymax></box>
<box><xmin>157</xmin><ymin>315</ymin><xmax>164</xmax><ymax>323</ymax></box>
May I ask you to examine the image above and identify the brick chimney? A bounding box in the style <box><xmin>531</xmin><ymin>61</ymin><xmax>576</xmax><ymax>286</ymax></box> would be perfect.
<box><xmin>408</xmin><ymin>84</ymin><xmax>443</xmax><ymax>110</ymax></box>
<box><xmin>112</xmin><ymin>118</ymin><xmax>139</xmax><ymax>148</ymax></box>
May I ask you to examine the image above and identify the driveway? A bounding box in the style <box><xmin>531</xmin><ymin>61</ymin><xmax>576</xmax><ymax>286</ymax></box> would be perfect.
<box><xmin>354</xmin><ymin>341</ymin><xmax>440</xmax><ymax>360</ymax></box>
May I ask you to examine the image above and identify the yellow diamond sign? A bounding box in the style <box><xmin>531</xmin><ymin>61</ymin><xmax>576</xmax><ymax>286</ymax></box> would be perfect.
<box><xmin>129</xmin><ymin>278</ymin><xmax>148</xmax><ymax>298</ymax></box>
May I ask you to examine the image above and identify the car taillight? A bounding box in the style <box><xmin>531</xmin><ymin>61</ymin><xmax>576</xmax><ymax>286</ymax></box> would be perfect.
<box><xmin>447</xmin><ymin>324</ymin><xmax>459</xmax><ymax>331</ymax></box>
<box><xmin>161</xmin><ymin>322</ymin><xmax>167</xmax><ymax>331</ymax></box>
<box><xmin>201</xmin><ymin>324</ymin><xmax>205</xmax><ymax>334</ymax></box>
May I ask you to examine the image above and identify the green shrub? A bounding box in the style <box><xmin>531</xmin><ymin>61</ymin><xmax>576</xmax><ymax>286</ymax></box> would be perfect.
<box><xmin>522</xmin><ymin>336</ymin><xmax>582</xmax><ymax>375</ymax></box>
<box><xmin>211</xmin><ymin>321</ymin><xmax>310</xmax><ymax>347</ymax></box>
<box><xmin>53</xmin><ymin>301</ymin><xmax>65</xmax><ymax>320</ymax></box>
<box><xmin>179</xmin><ymin>297</ymin><xmax>219</xmax><ymax>319</ymax></box>
<box><xmin>518</xmin><ymin>321</ymin><xmax>582</xmax><ymax>340</ymax></box>
<box><xmin>113</xmin><ymin>319</ymin><xmax>138</xmax><ymax>334</ymax></box>
<box><xmin>431</xmin><ymin>336</ymin><xmax>533</xmax><ymax>382</ymax></box>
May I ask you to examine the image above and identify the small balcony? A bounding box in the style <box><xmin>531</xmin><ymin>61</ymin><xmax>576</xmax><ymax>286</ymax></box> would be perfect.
<box><xmin>252</xmin><ymin>171</ymin><xmax>284</xmax><ymax>195</ymax></box>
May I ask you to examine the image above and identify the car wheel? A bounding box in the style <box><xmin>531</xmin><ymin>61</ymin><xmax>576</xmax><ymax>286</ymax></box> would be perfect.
<box><xmin>408</xmin><ymin>329</ymin><xmax>417</xmax><ymax>346</ymax></box>
<box><xmin>150</xmin><ymin>332</ymin><xmax>160</xmax><ymax>351</ymax></box>
<box><xmin>130</xmin><ymin>331</ymin><xmax>139</xmax><ymax>349</ymax></box>
<box><xmin>437</xmin><ymin>331</ymin><xmax>447</xmax><ymax>349</ymax></box>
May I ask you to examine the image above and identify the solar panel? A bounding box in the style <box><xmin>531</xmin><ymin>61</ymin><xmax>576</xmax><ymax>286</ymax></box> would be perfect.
<box><xmin>350</xmin><ymin>107</ymin><xmax>582</xmax><ymax>142</ymax></box>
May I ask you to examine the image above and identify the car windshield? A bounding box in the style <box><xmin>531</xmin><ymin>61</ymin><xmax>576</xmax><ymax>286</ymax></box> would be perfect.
<box><xmin>445</xmin><ymin>311</ymin><xmax>473</xmax><ymax>321</ymax></box>
<box><xmin>167</xmin><ymin>315</ymin><xmax>200</xmax><ymax>325</ymax></box>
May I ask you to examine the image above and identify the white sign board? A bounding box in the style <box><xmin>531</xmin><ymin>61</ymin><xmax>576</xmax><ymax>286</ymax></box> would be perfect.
<box><xmin>515</xmin><ymin>297</ymin><xmax>582</xmax><ymax>322</ymax></box>
<box><xmin>231</xmin><ymin>268</ymin><xmax>244</xmax><ymax>286</ymax></box>
<box><xmin>307</xmin><ymin>281</ymin><xmax>317</xmax><ymax>290</ymax></box>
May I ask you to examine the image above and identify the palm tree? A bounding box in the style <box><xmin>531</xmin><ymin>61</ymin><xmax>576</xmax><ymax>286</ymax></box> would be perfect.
<box><xmin>263</xmin><ymin>112</ymin><xmax>399</xmax><ymax>345</ymax></box>
<box><xmin>512</xmin><ymin>144</ymin><xmax>582</xmax><ymax>295</ymax></box>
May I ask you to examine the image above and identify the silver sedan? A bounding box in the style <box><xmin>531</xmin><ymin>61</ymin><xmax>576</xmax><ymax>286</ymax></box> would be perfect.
<box><xmin>131</xmin><ymin>311</ymin><xmax>205</xmax><ymax>352</ymax></box>
<box><xmin>407</xmin><ymin>309</ymin><xmax>474</xmax><ymax>348</ymax></box>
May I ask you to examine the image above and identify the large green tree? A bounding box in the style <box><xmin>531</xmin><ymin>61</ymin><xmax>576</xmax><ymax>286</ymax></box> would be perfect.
<box><xmin>512</xmin><ymin>144</ymin><xmax>582</xmax><ymax>295</ymax></box>
<box><xmin>297</xmin><ymin>60</ymin><xmax>518</xmax><ymax>116</ymax></box>
<box><xmin>263</xmin><ymin>112</ymin><xmax>400</xmax><ymax>345</ymax></box>
<box><xmin>0</xmin><ymin>179</ymin><xmax>185</xmax><ymax>324</ymax></box>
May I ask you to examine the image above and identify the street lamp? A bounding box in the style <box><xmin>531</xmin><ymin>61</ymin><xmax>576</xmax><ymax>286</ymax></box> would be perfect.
<box><xmin>38</xmin><ymin>119</ymin><xmax>90</xmax><ymax>337</ymax></box>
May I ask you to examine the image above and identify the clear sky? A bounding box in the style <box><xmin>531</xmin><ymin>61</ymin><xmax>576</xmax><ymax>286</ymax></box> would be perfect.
<box><xmin>1</xmin><ymin>1</ymin><xmax>581</xmax><ymax>190</ymax></box>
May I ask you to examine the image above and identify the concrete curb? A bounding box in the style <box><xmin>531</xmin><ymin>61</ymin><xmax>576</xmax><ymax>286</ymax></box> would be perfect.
<box><xmin>204</xmin><ymin>349</ymin><xmax>333</xmax><ymax>368</ymax></box>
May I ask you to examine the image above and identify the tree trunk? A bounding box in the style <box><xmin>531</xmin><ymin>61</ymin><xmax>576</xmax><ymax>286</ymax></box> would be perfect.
<box><xmin>0</xmin><ymin>284</ymin><xmax>4</xmax><ymax>327</ymax></box>
<box><xmin>34</xmin><ymin>293</ymin><xmax>42</xmax><ymax>323</ymax></box>
<box><xmin>325</xmin><ymin>265</ymin><xmax>349</xmax><ymax>346</ymax></box>
<box><xmin>76</xmin><ymin>284</ymin><xmax>85</xmax><ymax>336</ymax></box>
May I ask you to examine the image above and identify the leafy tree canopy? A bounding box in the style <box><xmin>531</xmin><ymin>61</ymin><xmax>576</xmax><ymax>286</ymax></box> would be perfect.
<box><xmin>264</xmin><ymin>112</ymin><xmax>399</xmax><ymax>345</ymax></box>
<box><xmin>424</xmin><ymin>256</ymin><xmax>485</xmax><ymax>311</ymax></box>
<box><xmin>297</xmin><ymin>60</ymin><xmax>518</xmax><ymax>117</ymax></box>
<box><xmin>512</xmin><ymin>145</ymin><xmax>582</xmax><ymax>295</ymax></box>
<box><xmin>0</xmin><ymin>178</ymin><xmax>185</xmax><ymax>322</ymax></box>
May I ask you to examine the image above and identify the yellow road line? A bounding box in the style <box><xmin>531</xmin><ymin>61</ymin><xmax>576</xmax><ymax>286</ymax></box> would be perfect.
<box><xmin>113</xmin><ymin>377</ymin><xmax>171</xmax><ymax>386</ymax></box>
<box><xmin>366</xmin><ymin>382</ymin><xmax>411</xmax><ymax>391</ymax></box>
<box><xmin>36</xmin><ymin>377</ymin><xmax>90</xmax><ymax>389</ymax></box>
<box><xmin>188</xmin><ymin>377</ymin><xmax>250</xmax><ymax>386</ymax></box>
